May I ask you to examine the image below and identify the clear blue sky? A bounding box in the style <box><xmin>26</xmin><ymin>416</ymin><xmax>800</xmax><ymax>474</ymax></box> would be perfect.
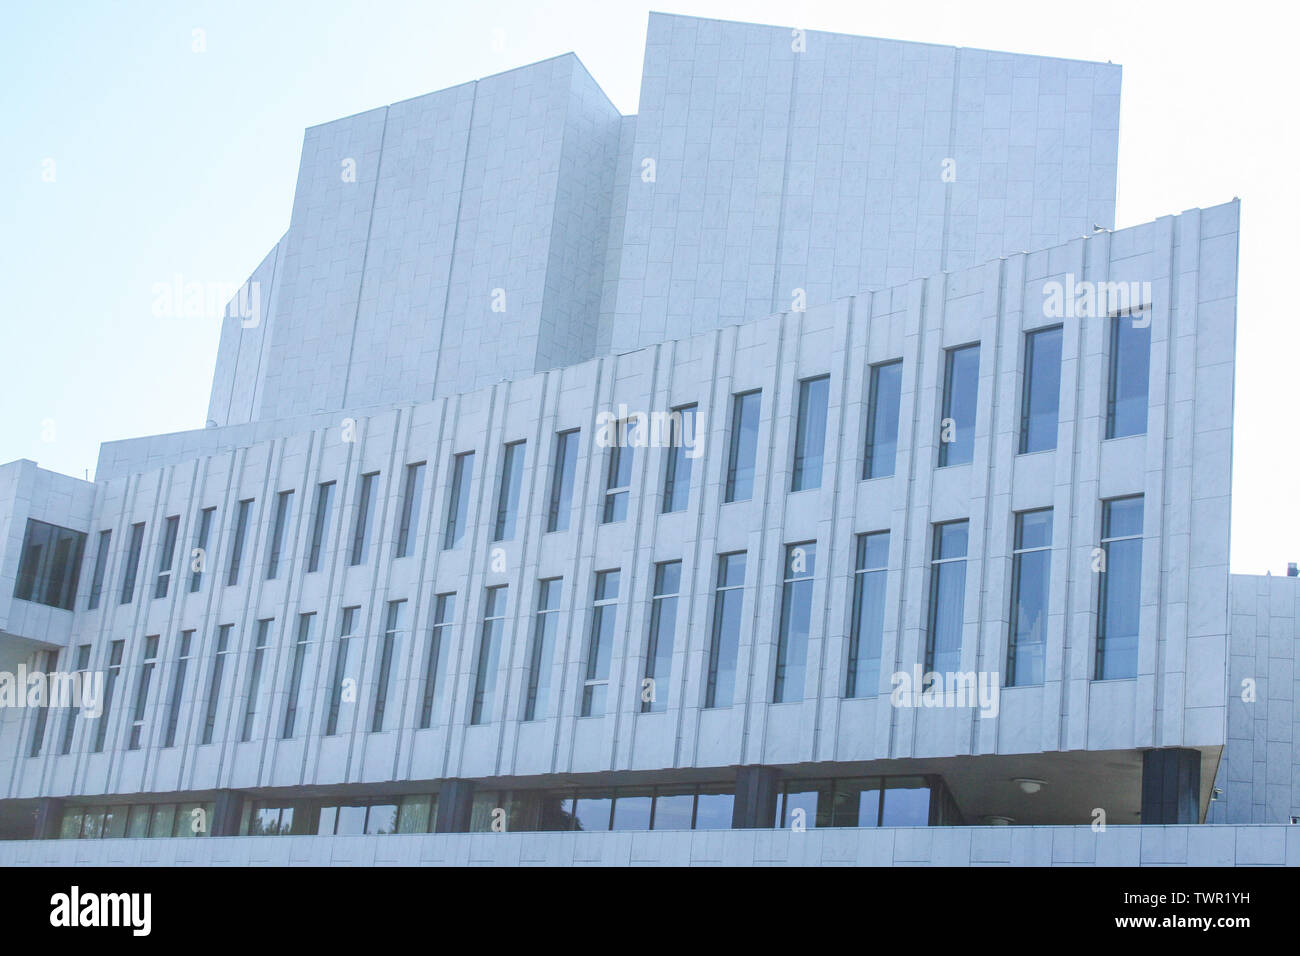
<box><xmin>1</xmin><ymin>0</ymin><xmax>1293</xmax><ymax>574</ymax></box>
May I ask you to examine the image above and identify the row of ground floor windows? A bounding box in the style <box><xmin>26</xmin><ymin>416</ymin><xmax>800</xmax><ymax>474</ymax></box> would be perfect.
<box><xmin>55</xmin><ymin>775</ymin><xmax>954</xmax><ymax>838</ymax></box>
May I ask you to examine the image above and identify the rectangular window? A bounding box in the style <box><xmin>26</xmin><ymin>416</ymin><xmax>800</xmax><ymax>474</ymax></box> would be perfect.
<box><xmin>59</xmin><ymin>644</ymin><xmax>92</xmax><ymax>754</ymax></box>
<box><xmin>163</xmin><ymin>631</ymin><xmax>194</xmax><ymax>748</ymax></box>
<box><xmin>13</xmin><ymin>518</ymin><xmax>86</xmax><ymax>611</ymax></box>
<box><xmin>1007</xmin><ymin>510</ymin><xmax>1053</xmax><ymax>687</ymax></box>
<box><xmin>602</xmin><ymin>426</ymin><xmax>633</xmax><ymax>523</ymax></box>
<box><xmin>307</xmin><ymin>482</ymin><xmax>334</xmax><ymax>572</ymax></box>
<box><xmin>1107</xmin><ymin>309</ymin><xmax>1151</xmax><ymax>439</ymax></box>
<box><xmin>926</xmin><ymin>522</ymin><xmax>969</xmax><ymax>675</ymax></box>
<box><xmin>226</xmin><ymin>499</ymin><xmax>253</xmax><ymax>586</ymax></box>
<box><xmin>846</xmin><ymin>532</ymin><xmax>890</xmax><ymax>698</ymax></box>
<box><xmin>581</xmin><ymin>571</ymin><xmax>620</xmax><ymax>716</ymax></box>
<box><xmin>774</xmin><ymin>543</ymin><xmax>817</xmax><ymax>703</ymax></box>
<box><xmin>444</xmin><ymin>452</ymin><xmax>475</xmax><ymax>549</ymax></box>
<box><xmin>372</xmin><ymin>600</ymin><xmax>406</xmax><ymax>732</ymax></box>
<box><xmin>725</xmin><ymin>391</ymin><xmax>761</xmax><ymax>502</ymax></box>
<box><xmin>394</xmin><ymin>462</ymin><xmax>426</xmax><ymax>558</ymax></box>
<box><xmin>420</xmin><ymin>595</ymin><xmax>454</xmax><ymax>728</ymax></box>
<box><xmin>240</xmin><ymin>619</ymin><xmax>273</xmax><ymax>741</ymax></box>
<box><xmin>471</xmin><ymin>587</ymin><xmax>507</xmax><ymax>724</ymax></box>
<box><xmin>1096</xmin><ymin>497</ymin><xmax>1143</xmax><ymax>680</ymax></box>
<box><xmin>1019</xmin><ymin>327</ymin><xmax>1063</xmax><ymax>453</ymax></box>
<box><xmin>939</xmin><ymin>344</ymin><xmax>979</xmax><ymax>467</ymax></box>
<box><xmin>127</xmin><ymin>635</ymin><xmax>160</xmax><ymax>750</ymax></box>
<box><xmin>493</xmin><ymin>441</ymin><xmax>526</xmax><ymax>541</ymax></box>
<box><xmin>265</xmin><ymin>491</ymin><xmax>294</xmax><ymax>579</ymax></box>
<box><xmin>189</xmin><ymin>507</ymin><xmax>214</xmax><ymax>592</ymax></box>
<box><xmin>201</xmin><ymin>625</ymin><xmax>233</xmax><ymax>745</ymax></box>
<box><xmin>153</xmin><ymin>515</ymin><xmax>180</xmax><ymax>599</ymax></box>
<box><xmin>508</xmin><ymin>580</ymin><xmax>558</xmax><ymax>725</ymax></box>
<box><xmin>28</xmin><ymin>649</ymin><xmax>58</xmax><ymax>757</ymax></box>
<box><xmin>281</xmin><ymin>613</ymin><xmax>315</xmax><ymax>738</ymax></box>
<box><xmin>792</xmin><ymin>376</ymin><xmax>830</xmax><ymax>492</ymax></box>
<box><xmin>349</xmin><ymin>472</ymin><xmax>378</xmax><ymax>566</ymax></box>
<box><xmin>92</xmin><ymin>639</ymin><xmax>125</xmax><ymax>752</ymax></box>
<box><xmin>773</xmin><ymin>776</ymin><xmax>933</xmax><ymax>829</ymax></box>
<box><xmin>120</xmin><ymin>522</ymin><xmax>145</xmax><ymax>605</ymax></box>
<box><xmin>863</xmin><ymin>360</ymin><xmax>903</xmax><ymax>479</ymax></box>
<box><xmin>642</xmin><ymin>562</ymin><xmax>681</xmax><ymax>713</ymax></box>
<box><xmin>326</xmin><ymin>606</ymin><xmax>360</xmax><ymax>736</ymax></box>
<box><xmin>705</xmin><ymin>553</ymin><xmax>746</xmax><ymax>708</ymax></box>
<box><xmin>662</xmin><ymin>405</ymin><xmax>698</xmax><ymax>513</ymax></box>
<box><xmin>547</xmin><ymin>430</ymin><xmax>579</xmax><ymax>532</ymax></box>
<box><xmin>87</xmin><ymin>530</ymin><xmax>111</xmax><ymax>610</ymax></box>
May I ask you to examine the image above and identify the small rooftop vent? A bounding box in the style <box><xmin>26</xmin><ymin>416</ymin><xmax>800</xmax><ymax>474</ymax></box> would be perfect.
<box><xmin>1288</xmin><ymin>563</ymin><xmax>1299</xmax><ymax>578</ymax></box>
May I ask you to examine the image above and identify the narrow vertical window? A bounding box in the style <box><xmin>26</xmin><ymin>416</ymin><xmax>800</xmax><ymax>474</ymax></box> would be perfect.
<box><xmin>394</xmin><ymin>462</ymin><xmax>426</xmax><ymax>558</ymax></box>
<box><xmin>349</xmin><ymin>473</ymin><xmax>378</xmax><ymax>566</ymax></box>
<box><xmin>1096</xmin><ymin>497</ymin><xmax>1143</xmax><ymax>680</ymax></box>
<box><xmin>92</xmin><ymin>640</ymin><xmax>125</xmax><ymax>752</ymax></box>
<box><xmin>642</xmin><ymin>562</ymin><xmax>681</xmax><ymax>713</ymax></box>
<box><xmin>281</xmin><ymin>613</ymin><xmax>315</xmax><ymax>738</ymax></box>
<box><xmin>773</xmin><ymin>543</ymin><xmax>816</xmax><ymax>703</ymax></box>
<box><xmin>524</xmin><ymin>580</ymin><xmax>562</xmax><ymax>721</ymax></box>
<box><xmin>493</xmin><ymin>441</ymin><xmax>526</xmax><ymax>541</ymax></box>
<box><xmin>581</xmin><ymin>571</ymin><xmax>620</xmax><ymax>716</ymax></box>
<box><xmin>662</xmin><ymin>405</ymin><xmax>698</xmax><ymax>513</ymax></box>
<box><xmin>60</xmin><ymin>644</ymin><xmax>92</xmax><ymax>754</ymax></box>
<box><xmin>420</xmin><ymin>595</ymin><xmax>454</xmax><ymax>728</ymax></box>
<box><xmin>725</xmin><ymin>391</ymin><xmax>761</xmax><ymax>502</ymax></box>
<box><xmin>939</xmin><ymin>345</ymin><xmax>979</xmax><ymax>467</ymax></box>
<box><xmin>265</xmin><ymin>491</ymin><xmax>294</xmax><ymax>579</ymax></box>
<box><xmin>87</xmin><ymin>529</ymin><xmax>111</xmax><ymax>610</ymax></box>
<box><xmin>1019</xmin><ymin>327</ymin><xmax>1062</xmax><ymax>453</ymax></box>
<box><xmin>602</xmin><ymin>425</ymin><xmax>633</xmax><ymax>523</ymax></box>
<box><xmin>792</xmin><ymin>376</ymin><xmax>830</xmax><ymax>492</ymax></box>
<box><xmin>863</xmin><ymin>360</ymin><xmax>903</xmax><ymax>479</ymax></box>
<box><xmin>547</xmin><ymin>430</ymin><xmax>579</xmax><ymax>532</ymax></box>
<box><xmin>846</xmin><ymin>532</ymin><xmax>889</xmax><ymax>698</ymax></box>
<box><xmin>926</xmin><ymin>522</ymin><xmax>969</xmax><ymax>675</ymax></box>
<box><xmin>151</xmin><ymin>516</ymin><xmax>179</xmax><ymax>599</ymax></box>
<box><xmin>226</xmin><ymin>499</ymin><xmax>253</xmax><ymax>586</ymax></box>
<box><xmin>307</xmin><ymin>482</ymin><xmax>335</xmax><ymax>572</ymax></box>
<box><xmin>326</xmin><ymin>607</ymin><xmax>360</xmax><ymax>735</ymax></box>
<box><xmin>240</xmin><ymin>619</ymin><xmax>273</xmax><ymax>741</ymax></box>
<box><xmin>705</xmin><ymin>552</ymin><xmax>746</xmax><ymax>708</ymax></box>
<box><xmin>120</xmin><ymin>522</ymin><xmax>145</xmax><ymax>604</ymax></box>
<box><xmin>1106</xmin><ymin>309</ymin><xmax>1151</xmax><ymax>439</ymax></box>
<box><xmin>444</xmin><ymin>452</ymin><xmax>475</xmax><ymax>549</ymax></box>
<box><xmin>189</xmin><ymin>507</ymin><xmax>214</xmax><ymax>592</ymax></box>
<box><xmin>201</xmin><ymin>625</ymin><xmax>233</xmax><ymax>745</ymax></box>
<box><xmin>28</xmin><ymin>649</ymin><xmax>58</xmax><ymax>757</ymax></box>
<box><xmin>128</xmin><ymin>635</ymin><xmax>160</xmax><ymax>750</ymax></box>
<box><xmin>163</xmin><ymin>631</ymin><xmax>194</xmax><ymax>748</ymax></box>
<box><xmin>1007</xmin><ymin>510</ymin><xmax>1052</xmax><ymax>687</ymax></box>
<box><xmin>471</xmin><ymin>587</ymin><xmax>507</xmax><ymax>724</ymax></box>
<box><xmin>372</xmin><ymin>600</ymin><xmax>405</xmax><ymax>732</ymax></box>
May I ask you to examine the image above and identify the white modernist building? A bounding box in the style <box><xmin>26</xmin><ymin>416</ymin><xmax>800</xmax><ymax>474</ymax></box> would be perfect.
<box><xmin>1</xmin><ymin>14</ymin><xmax>1288</xmax><ymax>866</ymax></box>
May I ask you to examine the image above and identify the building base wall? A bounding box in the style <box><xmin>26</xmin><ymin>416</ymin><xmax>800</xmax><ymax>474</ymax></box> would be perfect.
<box><xmin>1</xmin><ymin>825</ymin><xmax>1295</xmax><ymax>867</ymax></box>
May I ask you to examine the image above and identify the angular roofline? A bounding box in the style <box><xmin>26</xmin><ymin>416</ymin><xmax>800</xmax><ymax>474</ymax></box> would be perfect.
<box><xmin>647</xmin><ymin>10</ymin><xmax>1122</xmax><ymax>71</ymax></box>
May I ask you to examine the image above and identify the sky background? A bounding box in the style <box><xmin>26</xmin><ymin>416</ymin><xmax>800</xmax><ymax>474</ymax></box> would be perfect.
<box><xmin>0</xmin><ymin>0</ymin><xmax>1293</xmax><ymax>574</ymax></box>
